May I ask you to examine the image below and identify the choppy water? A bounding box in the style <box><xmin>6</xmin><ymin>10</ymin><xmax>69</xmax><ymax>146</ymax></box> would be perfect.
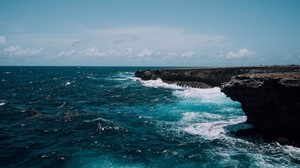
<box><xmin>0</xmin><ymin>66</ymin><xmax>300</xmax><ymax>168</ymax></box>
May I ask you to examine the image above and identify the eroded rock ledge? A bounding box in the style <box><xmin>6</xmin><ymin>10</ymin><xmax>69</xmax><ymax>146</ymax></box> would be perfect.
<box><xmin>135</xmin><ymin>66</ymin><xmax>300</xmax><ymax>88</ymax></box>
<box><xmin>221</xmin><ymin>72</ymin><xmax>300</xmax><ymax>141</ymax></box>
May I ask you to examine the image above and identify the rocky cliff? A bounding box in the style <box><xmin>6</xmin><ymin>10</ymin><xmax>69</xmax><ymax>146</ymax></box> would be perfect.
<box><xmin>135</xmin><ymin>65</ymin><xmax>300</xmax><ymax>143</ymax></box>
<box><xmin>221</xmin><ymin>72</ymin><xmax>300</xmax><ymax>140</ymax></box>
<box><xmin>135</xmin><ymin>66</ymin><xmax>300</xmax><ymax>88</ymax></box>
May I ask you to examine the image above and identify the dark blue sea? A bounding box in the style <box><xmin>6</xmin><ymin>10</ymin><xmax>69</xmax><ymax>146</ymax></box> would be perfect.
<box><xmin>1</xmin><ymin>66</ymin><xmax>300</xmax><ymax>168</ymax></box>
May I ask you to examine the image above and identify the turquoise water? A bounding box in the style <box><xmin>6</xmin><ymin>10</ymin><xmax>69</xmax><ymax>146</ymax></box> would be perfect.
<box><xmin>0</xmin><ymin>67</ymin><xmax>300</xmax><ymax>167</ymax></box>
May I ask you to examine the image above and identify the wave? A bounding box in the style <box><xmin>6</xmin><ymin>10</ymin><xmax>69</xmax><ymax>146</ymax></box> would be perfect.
<box><xmin>182</xmin><ymin>116</ymin><xmax>250</xmax><ymax>140</ymax></box>
<box><xmin>65</xmin><ymin>81</ymin><xmax>71</xmax><ymax>86</ymax></box>
<box><xmin>181</xmin><ymin>111</ymin><xmax>223</xmax><ymax>123</ymax></box>
<box><xmin>0</xmin><ymin>100</ymin><xmax>7</xmax><ymax>106</ymax></box>
<box><xmin>137</xmin><ymin>78</ymin><xmax>183</xmax><ymax>89</ymax></box>
<box><xmin>136</xmin><ymin>78</ymin><xmax>234</xmax><ymax>105</ymax></box>
<box><xmin>106</xmin><ymin>72</ymin><xmax>135</xmax><ymax>81</ymax></box>
<box><xmin>173</xmin><ymin>87</ymin><xmax>230</xmax><ymax>104</ymax></box>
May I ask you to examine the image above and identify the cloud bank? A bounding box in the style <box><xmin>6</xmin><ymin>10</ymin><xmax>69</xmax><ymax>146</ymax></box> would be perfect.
<box><xmin>0</xmin><ymin>27</ymin><xmax>270</xmax><ymax>66</ymax></box>
<box><xmin>4</xmin><ymin>45</ymin><xmax>43</xmax><ymax>57</ymax></box>
<box><xmin>226</xmin><ymin>48</ymin><xmax>256</xmax><ymax>59</ymax></box>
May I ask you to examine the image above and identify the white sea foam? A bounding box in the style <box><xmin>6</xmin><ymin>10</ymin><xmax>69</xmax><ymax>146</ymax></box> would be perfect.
<box><xmin>107</xmin><ymin>72</ymin><xmax>135</xmax><ymax>81</ymax></box>
<box><xmin>181</xmin><ymin>112</ymin><xmax>200</xmax><ymax>122</ymax></box>
<box><xmin>283</xmin><ymin>145</ymin><xmax>300</xmax><ymax>161</ymax></box>
<box><xmin>183</xmin><ymin>116</ymin><xmax>249</xmax><ymax>140</ymax></box>
<box><xmin>138</xmin><ymin>78</ymin><xmax>183</xmax><ymax>89</ymax></box>
<box><xmin>87</xmin><ymin>76</ymin><xmax>97</xmax><ymax>80</ymax></box>
<box><xmin>0</xmin><ymin>102</ymin><xmax>6</xmax><ymax>106</ymax></box>
<box><xmin>173</xmin><ymin>87</ymin><xmax>228</xmax><ymax>103</ymax></box>
<box><xmin>65</xmin><ymin>82</ymin><xmax>71</xmax><ymax>86</ymax></box>
<box><xmin>181</xmin><ymin>112</ymin><xmax>223</xmax><ymax>123</ymax></box>
<box><xmin>83</xmin><ymin>117</ymin><xmax>111</xmax><ymax>123</ymax></box>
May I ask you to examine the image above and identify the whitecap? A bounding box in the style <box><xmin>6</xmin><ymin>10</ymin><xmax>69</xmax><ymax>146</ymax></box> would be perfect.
<box><xmin>0</xmin><ymin>102</ymin><xmax>6</xmax><ymax>106</ymax></box>
<box><xmin>283</xmin><ymin>145</ymin><xmax>300</xmax><ymax>162</ymax></box>
<box><xmin>0</xmin><ymin>100</ymin><xmax>7</xmax><ymax>106</ymax></box>
<box><xmin>173</xmin><ymin>87</ymin><xmax>229</xmax><ymax>103</ymax></box>
<box><xmin>138</xmin><ymin>78</ymin><xmax>183</xmax><ymax>89</ymax></box>
<box><xmin>83</xmin><ymin>117</ymin><xmax>110</xmax><ymax>123</ymax></box>
<box><xmin>181</xmin><ymin>111</ymin><xmax>223</xmax><ymax>123</ymax></box>
<box><xmin>183</xmin><ymin>116</ymin><xmax>249</xmax><ymax>140</ymax></box>
<box><xmin>87</xmin><ymin>76</ymin><xmax>97</xmax><ymax>80</ymax></box>
<box><xmin>181</xmin><ymin>112</ymin><xmax>200</xmax><ymax>122</ymax></box>
<box><xmin>107</xmin><ymin>72</ymin><xmax>135</xmax><ymax>81</ymax></box>
<box><xmin>57</xmin><ymin>102</ymin><xmax>67</xmax><ymax>108</ymax></box>
<box><xmin>65</xmin><ymin>82</ymin><xmax>71</xmax><ymax>86</ymax></box>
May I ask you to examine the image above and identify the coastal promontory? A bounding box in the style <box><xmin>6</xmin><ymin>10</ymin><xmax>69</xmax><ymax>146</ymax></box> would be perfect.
<box><xmin>221</xmin><ymin>72</ymin><xmax>300</xmax><ymax>140</ymax></box>
<box><xmin>135</xmin><ymin>65</ymin><xmax>300</xmax><ymax>141</ymax></box>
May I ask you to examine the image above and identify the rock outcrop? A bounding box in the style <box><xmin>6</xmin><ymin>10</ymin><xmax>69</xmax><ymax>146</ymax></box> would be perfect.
<box><xmin>135</xmin><ymin>66</ymin><xmax>300</xmax><ymax>88</ymax></box>
<box><xmin>221</xmin><ymin>72</ymin><xmax>300</xmax><ymax>140</ymax></box>
<box><xmin>136</xmin><ymin>65</ymin><xmax>300</xmax><ymax>143</ymax></box>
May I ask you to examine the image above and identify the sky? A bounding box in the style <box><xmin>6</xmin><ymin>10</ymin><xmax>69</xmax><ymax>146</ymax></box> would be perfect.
<box><xmin>0</xmin><ymin>0</ymin><xmax>300</xmax><ymax>66</ymax></box>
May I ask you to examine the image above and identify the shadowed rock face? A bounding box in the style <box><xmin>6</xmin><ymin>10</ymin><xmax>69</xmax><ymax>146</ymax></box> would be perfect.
<box><xmin>221</xmin><ymin>72</ymin><xmax>300</xmax><ymax>139</ymax></box>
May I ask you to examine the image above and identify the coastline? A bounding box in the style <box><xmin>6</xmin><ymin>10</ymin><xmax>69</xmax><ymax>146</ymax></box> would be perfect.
<box><xmin>135</xmin><ymin>65</ymin><xmax>300</xmax><ymax>145</ymax></box>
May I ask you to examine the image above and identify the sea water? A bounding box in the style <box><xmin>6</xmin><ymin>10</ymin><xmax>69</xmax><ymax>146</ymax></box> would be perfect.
<box><xmin>0</xmin><ymin>66</ymin><xmax>300</xmax><ymax>167</ymax></box>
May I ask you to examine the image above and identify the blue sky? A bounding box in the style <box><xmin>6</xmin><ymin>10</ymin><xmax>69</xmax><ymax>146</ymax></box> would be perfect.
<box><xmin>0</xmin><ymin>0</ymin><xmax>299</xmax><ymax>66</ymax></box>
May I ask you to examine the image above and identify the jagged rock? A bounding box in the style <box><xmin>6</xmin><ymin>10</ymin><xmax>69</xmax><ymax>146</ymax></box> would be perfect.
<box><xmin>221</xmin><ymin>72</ymin><xmax>300</xmax><ymax>139</ymax></box>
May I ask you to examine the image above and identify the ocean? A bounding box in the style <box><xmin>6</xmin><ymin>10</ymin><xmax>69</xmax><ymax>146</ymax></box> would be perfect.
<box><xmin>0</xmin><ymin>66</ymin><xmax>299</xmax><ymax>168</ymax></box>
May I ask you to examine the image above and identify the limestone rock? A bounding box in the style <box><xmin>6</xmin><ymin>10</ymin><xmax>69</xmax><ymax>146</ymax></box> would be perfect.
<box><xmin>221</xmin><ymin>72</ymin><xmax>300</xmax><ymax>138</ymax></box>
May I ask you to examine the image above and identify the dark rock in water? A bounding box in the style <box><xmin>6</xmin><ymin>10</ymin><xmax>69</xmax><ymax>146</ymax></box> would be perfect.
<box><xmin>221</xmin><ymin>72</ymin><xmax>300</xmax><ymax>140</ymax></box>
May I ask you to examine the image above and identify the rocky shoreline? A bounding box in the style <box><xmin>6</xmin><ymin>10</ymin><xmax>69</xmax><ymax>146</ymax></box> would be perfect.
<box><xmin>135</xmin><ymin>65</ymin><xmax>300</xmax><ymax>145</ymax></box>
<box><xmin>135</xmin><ymin>66</ymin><xmax>300</xmax><ymax>88</ymax></box>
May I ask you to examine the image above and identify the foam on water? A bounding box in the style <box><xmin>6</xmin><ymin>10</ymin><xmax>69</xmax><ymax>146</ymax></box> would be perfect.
<box><xmin>138</xmin><ymin>78</ymin><xmax>183</xmax><ymax>89</ymax></box>
<box><xmin>182</xmin><ymin>116</ymin><xmax>248</xmax><ymax>139</ymax></box>
<box><xmin>0</xmin><ymin>100</ymin><xmax>7</xmax><ymax>106</ymax></box>
<box><xmin>107</xmin><ymin>72</ymin><xmax>135</xmax><ymax>81</ymax></box>
<box><xmin>65</xmin><ymin>81</ymin><xmax>71</xmax><ymax>86</ymax></box>
<box><xmin>173</xmin><ymin>87</ymin><xmax>232</xmax><ymax>104</ymax></box>
<box><xmin>181</xmin><ymin>111</ymin><xmax>223</xmax><ymax>123</ymax></box>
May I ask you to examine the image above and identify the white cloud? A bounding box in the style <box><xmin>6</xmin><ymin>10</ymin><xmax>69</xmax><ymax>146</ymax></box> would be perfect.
<box><xmin>4</xmin><ymin>45</ymin><xmax>43</xmax><ymax>57</ymax></box>
<box><xmin>181</xmin><ymin>51</ymin><xmax>194</xmax><ymax>57</ymax></box>
<box><xmin>137</xmin><ymin>48</ymin><xmax>153</xmax><ymax>57</ymax></box>
<box><xmin>56</xmin><ymin>47</ymin><xmax>120</xmax><ymax>60</ymax></box>
<box><xmin>2</xmin><ymin>27</ymin><xmax>227</xmax><ymax>64</ymax></box>
<box><xmin>123</xmin><ymin>47</ymin><xmax>133</xmax><ymax>56</ymax></box>
<box><xmin>226</xmin><ymin>48</ymin><xmax>256</xmax><ymax>59</ymax></box>
<box><xmin>84</xmin><ymin>47</ymin><xmax>105</xmax><ymax>57</ymax></box>
<box><xmin>0</xmin><ymin>36</ymin><xmax>6</xmax><ymax>45</ymax></box>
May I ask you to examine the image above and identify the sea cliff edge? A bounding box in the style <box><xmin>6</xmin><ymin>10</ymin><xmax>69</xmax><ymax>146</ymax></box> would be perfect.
<box><xmin>135</xmin><ymin>65</ymin><xmax>300</xmax><ymax>144</ymax></box>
